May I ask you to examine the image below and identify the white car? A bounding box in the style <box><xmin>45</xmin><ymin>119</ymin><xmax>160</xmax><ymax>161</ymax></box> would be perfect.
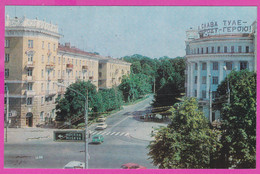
<box><xmin>63</xmin><ymin>161</ymin><xmax>85</xmax><ymax>169</ymax></box>
<box><xmin>97</xmin><ymin>117</ymin><xmax>106</xmax><ymax>122</ymax></box>
<box><xmin>95</xmin><ymin>123</ymin><xmax>108</xmax><ymax>130</ymax></box>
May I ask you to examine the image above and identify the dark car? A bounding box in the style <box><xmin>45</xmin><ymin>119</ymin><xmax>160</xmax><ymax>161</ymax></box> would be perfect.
<box><xmin>121</xmin><ymin>163</ymin><xmax>146</xmax><ymax>169</ymax></box>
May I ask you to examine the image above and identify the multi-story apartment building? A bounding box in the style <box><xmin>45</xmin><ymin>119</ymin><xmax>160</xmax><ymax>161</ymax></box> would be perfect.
<box><xmin>185</xmin><ymin>20</ymin><xmax>257</xmax><ymax>122</ymax></box>
<box><xmin>4</xmin><ymin>15</ymin><xmax>131</xmax><ymax>128</ymax></box>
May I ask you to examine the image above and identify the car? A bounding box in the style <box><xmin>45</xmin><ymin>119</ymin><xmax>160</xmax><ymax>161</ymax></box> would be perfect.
<box><xmin>97</xmin><ymin>117</ymin><xmax>106</xmax><ymax>122</ymax></box>
<box><xmin>121</xmin><ymin>163</ymin><xmax>147</xmax><ymax>169</ymax></box>
<box><xmin>63</xmin><ymin>161</ymin><xmax>85</xmax><ymax>169</ymax></box>
<box><xmin>95</xmin><ymin>123</ymin><xmax>107</xmax><ymax>130</ymax></box>
<box><xmin>91</xmin><ymin>135</ymin><xmax>104</xmax><ymax>144</ymax></box>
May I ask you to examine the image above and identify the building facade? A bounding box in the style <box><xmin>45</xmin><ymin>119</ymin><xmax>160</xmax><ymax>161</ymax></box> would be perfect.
<box><xmin>4</xmin><ymin>16</ymin><xmax>131</xmax><ymax>128</ymax></box>
<box><xmin>185</xmin><ymin>20</ymin><xmax>257</xmax><ymax>122</ymax></box>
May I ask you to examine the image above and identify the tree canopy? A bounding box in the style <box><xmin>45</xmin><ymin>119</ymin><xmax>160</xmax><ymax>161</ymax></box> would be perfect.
<box><xmin>148</xmin><ymin>97</ymin><xmax>221</xmax><ymax>168</ymax></box>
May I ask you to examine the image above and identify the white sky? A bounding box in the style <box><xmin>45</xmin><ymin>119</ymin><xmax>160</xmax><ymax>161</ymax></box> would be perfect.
<box><xmin>5</xmin><ymin>6</ymin><xmax>257</xmax><ymax>58</ymax></box>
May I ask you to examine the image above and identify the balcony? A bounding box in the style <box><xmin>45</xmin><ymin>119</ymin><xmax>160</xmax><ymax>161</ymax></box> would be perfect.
<box><xmin>45</xmin><ymin>90</ymin><xmax>56</xmax><ymax>96</ymax></box>
<box><xmin>66</xmin><ymin>63</ymin><xmax>73</xmax><ymax>70</ymax></box>
<box><xmin>26</xmin><ymin>76</ymin><xmax>35</xmax><ymax>82</ymax></box>
<box><xmin>46</xmin><ymin>62</ymin><xmax>55</xmax><ymax>69</ymax></box>
<box><xmin>89</xmin><ymin>76</ymin><xmax>93</xmax><ymax>80</ymax></box>
<box><xmin>82</xmin><ymin>65</ymin><xmax>88</xmax><ymax>71</ymax></box>
<box><xmin>26</xmin><ymin>61</ymin><xmax>35</xmax><ymax>68</ymax></box>
<box><xmin>25</xmin><ymin>90</ymin><xmax>36</xmax><ymax>97</ymax></box>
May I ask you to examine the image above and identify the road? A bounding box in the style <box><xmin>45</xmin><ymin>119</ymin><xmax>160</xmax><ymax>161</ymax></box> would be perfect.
<box><xmin>4</xmin><ymin>95</ymin><xmax>167</xmax><ymax>169</ymax></box>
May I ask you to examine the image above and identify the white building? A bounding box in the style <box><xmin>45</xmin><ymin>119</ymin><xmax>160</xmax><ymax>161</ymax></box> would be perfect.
<box><xmin>185</xmin><ymin>20</ymin><xmax>257</xmax><ymax>122</ymax></box>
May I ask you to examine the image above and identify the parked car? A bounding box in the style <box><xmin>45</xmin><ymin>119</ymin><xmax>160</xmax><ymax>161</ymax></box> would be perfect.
<box><xmin>97</xmin><ymin>117</ymin><xmax>106</xmax><ymax>122</ymax></box>
<box><xmin>63</xmin><ymin>161</ymin><xmax>85</xmax><ymax>169</ymax></box>
<box><xmin>91</xmin><ymin>135</ymin><xmax>104</xmax><ymax>144</ymax></box>
<box><xmin>121</xmin><ymin>163</ymin><xmax>146</xmax><ymax>169</ymax></box>
<box><xmin>95</xmin><ymin>123</ymin><xmax>108</xmax><ymax>130</ymax></box>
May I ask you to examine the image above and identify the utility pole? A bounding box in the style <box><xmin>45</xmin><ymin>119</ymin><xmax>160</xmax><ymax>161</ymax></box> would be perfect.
<box><xmin>209</xmin><ymin>74</ymin><xmax>212</xmax><ymax>123</ymax></box>
<box><xmin>6</xmin><ymin>86</ymin><xmax>9</xmax><ymax>142</ymax></box>
<box><xmin>85</xmin><ymin>89</ymin><xmax>89</xmax><ymax>169</ymax></box>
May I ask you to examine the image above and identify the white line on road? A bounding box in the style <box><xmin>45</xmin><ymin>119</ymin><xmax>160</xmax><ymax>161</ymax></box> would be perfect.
<box><xmin>105</xmin><ymin>132</ymin><xmax>111</xmax><ymax>135</ymax></box>
<box><xmin>99</xmin><ymin>132</ymin><xmax>106</xmax><ymax>135</ymax></box>
<box><xmin>115</xmin><ymin>132</ymin><xmax>121</xmax><ymax>136</ymax></box>
<box><xmin>119</xmin><ymin>132</ymin><xmax>125</xmax><ymax>136</ymax></box>
<box><xmin>111</xmin><ymin>116</ymin><xmax>132</xmax><ymax>128</ymax></box>
<box><xmin>111</xmin><ymin>132</ymin><xmax>116</xmax><ymax>135</ymax></box>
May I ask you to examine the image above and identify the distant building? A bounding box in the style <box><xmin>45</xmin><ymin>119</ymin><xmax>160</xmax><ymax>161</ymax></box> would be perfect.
<box><xmin>4</xmin><ymin>15</ymin><xmax>131</xmax><ymax>128</ymax></box>
<box><xmin>185</xmin><ymin>20</ymin><xmax>257</xmax><ymax>122</ymax></box>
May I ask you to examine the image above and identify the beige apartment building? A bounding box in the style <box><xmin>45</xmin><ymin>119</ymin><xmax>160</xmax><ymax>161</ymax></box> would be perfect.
<box><xmin>4</xmin><ymin>15</ymin><xmax>131</xmax><ymax>128</ymax></box>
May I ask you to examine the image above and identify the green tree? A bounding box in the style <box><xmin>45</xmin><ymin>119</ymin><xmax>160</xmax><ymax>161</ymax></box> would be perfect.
<box><xmin>148</xmin><ymin>97</ymin><xmax>221</xmax><ymax>168</ymax></box>
<box><xmin>216</xmin><ymin>70</ymin><xmax>256</xmax><ymax>168</ymax></box>
<box><xmin>55</xmin><ymin>80</ymin><xmax>97</xmax><ymax>122</ymax></box>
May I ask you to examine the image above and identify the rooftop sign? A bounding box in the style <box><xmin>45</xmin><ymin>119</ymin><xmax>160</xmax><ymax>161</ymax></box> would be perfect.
<box><xmin>198</xmin><ymin>20</ymin><xmax>252</xmax><ymax>37</ymax></box>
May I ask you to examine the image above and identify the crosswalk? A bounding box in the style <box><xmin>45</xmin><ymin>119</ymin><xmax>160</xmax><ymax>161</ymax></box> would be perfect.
<box><xmin>89</xmin><ymin>130</ymin><xmax>130</xmax><ymax>137</ymax></box>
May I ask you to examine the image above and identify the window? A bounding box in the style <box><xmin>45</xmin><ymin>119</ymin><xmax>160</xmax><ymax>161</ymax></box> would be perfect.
<box><xmin>27</xmin><ymin>97</ymin><xmax>33</xmax><ymax>105</ymax></box>
<box><xmin>202</xmin><ymin>90</ymin><xmax>206</xmax><ymax>98</ymax></box>
<box><xmin>28</xmin><ymin>40</ymin><xmax>33</xmax><ymax>48</ymax></box>
<box><xmin>217</xmin><ymin>46</ymin><xmax>220</xmax><ymax>53</ymax></box>
<box><xmin>80</xmin><ymin>60</ymin><xmax>81</xmax><ymax>65</ymax></box>
<box><xmin>246</xmin><ymin>46</ymin><xmax>249</xmax><ymax>53</ymax></box>
<box><xmin>40</xmin><ymin>111</ymin><xmax>44</xmax><ymax>120</ymax></box>
<box><xmin>53</xmin><ymin>44</ymin><xmax>56</xmax><ymax>51</ymax></box>
<box><xmin>238</xmin><ymin>46</ymin><xmax>242</xmax><ymax>53</ymax></box>
<box><xmin>224</xmin><ymin>46</ymin><xmax>227</xmax><ymax>53</ymax></box>
<box><xmin>240</xmin><ymin>61</ymin><xmax>248</xmax><ymax>70</ymax></box>
<box><xmin>231</xmin><ymin>46</ymin><xmax>234</xmax><ymax>53</ymax></box>
<box><xmin>194</xmin><ymin>90</ymin><xmax>197</xmax><ymax>97</ymax></box>
<box><xmin>213</xmin><ymin>76</ymin><xmax>218</xmax><ymax>84</ymax></box>
<box><xmin>48</xmin><ymin>43</ymin><xmax>50</xmax><ymax>50</ymax></box>
<box><xmin>41</xmin><ymin>69</ymin><xmax>44</xmax><ymax>78</ymax></box>
<box><xmin>53</xmin><ymin>82</ymin><xmax>55</xmax><ymax>89</ymax></box>
<box><xmin>48</xmin><ymin>56</ymin><xmax>50</xmax><ymax>63</ymax></box>
<box><xmin>5</xmin><ymin>69</ymin><xmax>9</xmax><ymax>77</ymax></box>
<box><xmin>76</xmin><ymin>60</ymin><xmax>77</xmax><ymax>66</ymax></box>
<box><xmin>58</xmin><ymin>70</ymin><xmax>60</xmax><ymax>77</ymax></box>
<box><xmin>53</xmin><ymin>70</ymin><xmax>55</xmax><ymax>77</ymax></box>
<box><xmin>195</xmin><ymin>63</ymin><xmax>198</xmax><ymax>70</ymax></box>
<box><xmin>202</xmin><ymin>62</ymin><xmax>206</xmax><ymax>70</ymax></box>
<box><xmin>202</xmin><ymin>76</ymin><xmax>206</xmax><ymax>84</ymax></box>
<box><xmin>5</xmin><ymin>39</ymin><xmax>10</xmax><ymax>48</ymax></box>
<box><xmin>63</xmin><ymin>58</ymin><xmax>65</xmax><ymax>64</ymax></box>
<box><xmin>195</xmin><ymin>76</ymin><xmax>197</xmax><ymax>84</ymax></box>
<box><xmin>197</xmin><ymin>48</ymin><xmax>199</xmax><ymax>54</ymax></box>
<box><xmin>53</xmin><ymin>56</ymin><xmax>55</xmax><ymax>63</ymax></box>
<box><xmin>42</xmin><ymin>55</ymin><xmax>44</xmax><ymax>63</ymax></box>
<box><xmin>5</xmin><ymin>54</ymin><xmax>9</xmax><ymax>62</ymax></box>
<box><xmin>28</xmin><ymin>53</ymin><xmax>33</xmax><ymax>62</ymax></box>
<box><xmin>211</xmin><ymin>47</ymin><xmax>214</xmax><ymax>53</ymax></box>
<box><xmin>41</xmin><ymin>83</ymin><xmax>44</xmax><ymax>91</ymax></box>
<box><xmin>99</xmin><ymin>64</ymin><xmax>103</xmax><ymax>68</ymax></box>
<box><xmin>226</xmin><ymin>62</ymin><xmax>232</xmax><ymax>70</ymax></box>
<box><xmin>99</xmin><ymin>72</ymin><xmax>102</xmax><ymax>78</ymax></box>
<box><xmin>58</xmin><ymin>57</ymin><xmax>61</xmax><ymax>64</ymax></box>
<box><xmin>42</xmin><ymin>41</ymin><xmax>44</xmax><ymax>49</ymax></box>
<box><xmin>27</xmin><ymin>83</ymin><xmax>33</xmax><ymax>90</ymax></box>
<box><xmin>201</xmin><ymin>48</ymin><xmax>204</xmax><ymax>54</ymax></box>
<box><xmin>63</xmin><ymin>70</ymin><xmax>65</xmax><ymax>76</ymax></box>
<box><xmin>206</xmin><ymin>47</ymin><xmax>208</xmax><ymax>54</ymax></box>
<box><xmin>213</xmin><ymin>62</ymin><xmax>218</xmax><ymax>70</ymax></box>
<box><xmin>27</xmin><ymin>69</ymin><xmax>32</xmax><ymax>76</ymax></box>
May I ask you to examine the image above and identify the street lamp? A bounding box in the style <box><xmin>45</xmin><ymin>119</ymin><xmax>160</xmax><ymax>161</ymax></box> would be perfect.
<box><xmin>55</xmin><ymin>82</ymin><xmax>89</xmax><ymax>169</ymax></box>
<box><xmin>209</xmin><ymin>74</ymin><xmax>212</xmax><ymax>123</ymax></box>
<box><xmin>5</xmin><ymin>85</ymin><xmax>9</xmax><ymax>142</ymax></box>
<box><xmin>223</xmin><ymin>66</ymin><xmax>230</xmax><ymax>104</ymax></box>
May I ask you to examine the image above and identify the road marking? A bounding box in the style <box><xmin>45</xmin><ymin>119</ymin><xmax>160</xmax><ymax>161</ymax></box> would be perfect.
<box><xmin>111</xmin><ymin>132</ymin><xmax>116</xmax><ymax>135</ymax></box>
<box><xmin>111</xmin><ymin>116</ymin><xmax>131</xmax><ymax>128</ymax></box>
<box><xmin>119</xmin><ymin>132</ymin><xmax>125</xmax><ymax>136</ymax></box>
<box><xmin>115</xmin><ymin>132</ymin><xmax>121</xmax><ymax>136</ymax></box>
<box><xmin>105</xmin><ymin>132</ymin><xmax>111</xmax><ymax>135</ymax></box>
<box><xmin>99</xmin><ymin>132</ymin><xmax>106</xmax><ymax>135</ymax></box>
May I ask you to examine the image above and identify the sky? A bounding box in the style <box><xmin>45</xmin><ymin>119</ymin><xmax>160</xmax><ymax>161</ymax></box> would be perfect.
<box><xmin>5</xmin><ymin>6</ymin><xmax>257</xmax><ymax>59</ymax></box>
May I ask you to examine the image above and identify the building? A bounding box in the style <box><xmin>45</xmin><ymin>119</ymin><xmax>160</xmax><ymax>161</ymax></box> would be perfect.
<box><xmin>4</xmin><ymin>15</ymin><xmax>131</xmax><ymax>128</ymax></box>
<box><xmin>185</xmin><ymin>20</ymin><xmax>257</xmax><ymax>122</ymax></box>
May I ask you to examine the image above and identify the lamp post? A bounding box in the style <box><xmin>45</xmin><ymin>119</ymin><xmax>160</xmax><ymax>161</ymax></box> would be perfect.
<box><xmin>209</xmin><ymin>74</ymin><xmax>212</xmax><ymax>123</ymax></box>
<box><xmin>5</xmin><ymin>86</ymin><xmax>9</xmax><ymax>142</ymax></box>
<box><xmin>56</xmin><ymin>82</ymin><xmax>89</xmax><ymax>169</ymax></box>
<box><xmin>223</xmin><ymin>66</ymin><xmax>230</xmax><ymax>104</ymax></box>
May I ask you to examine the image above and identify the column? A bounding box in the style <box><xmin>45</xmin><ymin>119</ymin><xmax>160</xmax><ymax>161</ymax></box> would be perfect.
<box><xmin>206</xmin><ymin>61</ymin><xmax>210</xmax><ymax>99</ymax></box>
<box><xmin>197</xmin><ymin>61</ymin><xmax>201</xmax><ymax>99</ymax></box>
<box><xmin>186</xmin><ymin>63</ymin><xmax>190</xmax><ymax>97</ymax></box>
<box><xmin>248</xmin><ymin>61</ymin><xmax>253</xmax><ymax>71</ymax></box>
<box><xmin>190</xmin><ymin>62</ymin><xmax>194</xmax><ymax>97</ymax></box>
<box><xmin>219</xmin><ymin>61</ymin><xmax>224</xmax><ymax>83</ymax></box>
<box><xmin>234</xmin><ymin>61</ymin><xmax>239</xmax><ymax>71</ymax></box>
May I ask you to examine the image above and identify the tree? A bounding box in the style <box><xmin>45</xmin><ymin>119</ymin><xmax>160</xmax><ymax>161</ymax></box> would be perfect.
<box><xmin>55</xmin><ymin>80</ymin><xmax>97</xmax><ymax>122</ymax></box>
<box><xmin>148</xmin><ymin>97</ymin><xmax>221</xmax><ymax>168</ymax></box>
<box><xmin>216</xmin><ymin>70</ymin><xmax>256</xmax><ymax>168</ymax></box>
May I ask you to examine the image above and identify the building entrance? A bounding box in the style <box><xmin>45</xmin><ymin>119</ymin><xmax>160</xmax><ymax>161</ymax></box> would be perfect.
<box><xmin>26</xmin><ymin>112</ymin><xmax>33</xmax><ymax>127</ymax></box>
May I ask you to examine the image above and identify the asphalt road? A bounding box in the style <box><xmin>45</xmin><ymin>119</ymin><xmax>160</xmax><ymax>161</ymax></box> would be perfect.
<box><xmin>4</xmin><ymin>95</ymin><xmax>160</xmax><ymax>169</ymax></box>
